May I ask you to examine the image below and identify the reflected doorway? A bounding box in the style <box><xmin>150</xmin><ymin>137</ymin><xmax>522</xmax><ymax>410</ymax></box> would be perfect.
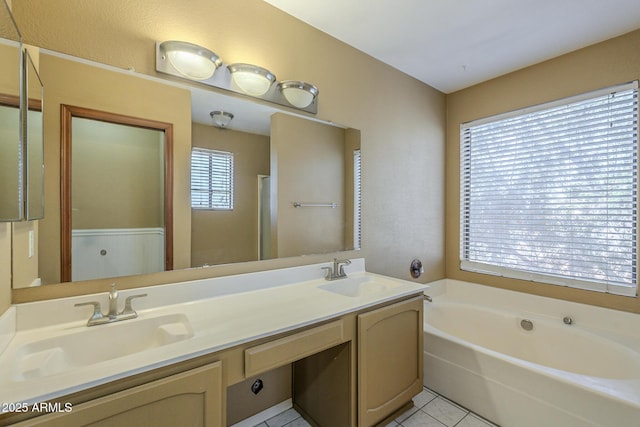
<box><xmin>61</xmin><ymin>105</ymin><xmax>173</xmax><ymax>282</ymax></box>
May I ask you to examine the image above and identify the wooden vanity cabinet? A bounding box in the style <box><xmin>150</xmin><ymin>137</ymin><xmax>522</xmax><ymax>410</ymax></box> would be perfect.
<box><xmin>357</xmin><ymin>296</ymin><xmax>424</xmax><ymax>427</ymax></box>
<box><xmin>8</xmin><ymin>293</ymin><xmax>424</xmax><ymax>427</ymax></box>
<box><xmin>16</xmin><ymin>362</ymin><xmax>223</xmax><ymax>427</ymax></box>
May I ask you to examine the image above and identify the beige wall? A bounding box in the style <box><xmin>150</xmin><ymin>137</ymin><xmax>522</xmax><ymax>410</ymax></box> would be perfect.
<box><xmin>36</xmin><ymin>53</ymin><xmax>192</xmax><ymax>286</ymax></box>
<box><xmin>71</xmin><ymin>118</ymin><xmax>164</xmax><ymax>229</ymax></box>
<box><xmin>0</xmin><ymin>42</ymin><xmax>19</xmax><ymax>91</ymax></box>
<box><xmin>191</xmin><ymin>123</ymin><xmax>270</xmax><ymax>266</ymax></box>
<box><xmin>446</xmin><ymin>29</ymin><xmax>640</xmax><ymax>313</ymax></box>
<box><xmin>11</xmin><ymin>222</ymin><xmax>38</xmax><ymax>288</ymax></box>
<box><xmin>10</xmin><ymin>0</ymin><xmax>445</xmax><ymax>304</ymax></box>
<box><xmin>271</xmin><ymin>113</ymin><xmax>346</xmax><ymax>257</ymax></box>
<box><xmin>72</xmin><ymin>120</ymin><xmax>164</xmax><ymax>229</ymax></box>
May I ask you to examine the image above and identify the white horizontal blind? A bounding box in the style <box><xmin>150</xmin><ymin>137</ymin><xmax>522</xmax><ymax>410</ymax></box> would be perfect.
<box><xmin>460</xmin><ymin>82</ymin><xmax>639</xmax><ymax>296</ymax></box>
<box><xmin>191</xmin><ymin>148</ymin><xmax>233</xmax><ymax>210</ymax></box>
<box><xmin>354</xmin><ymin>149</ymin><xmax>362</xmax><ymax>250</ymax></box>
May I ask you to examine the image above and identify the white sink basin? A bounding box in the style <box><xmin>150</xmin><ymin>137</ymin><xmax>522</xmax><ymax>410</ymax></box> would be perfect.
<box><xmin>318</xmin><ymin>275</ymin><xmax>402</xmax><ymax>297</ymax></box>
<box><xmin>13</xmin><ymin>313</ymin><xmax>193</xmax><ymax>381</ymax></box>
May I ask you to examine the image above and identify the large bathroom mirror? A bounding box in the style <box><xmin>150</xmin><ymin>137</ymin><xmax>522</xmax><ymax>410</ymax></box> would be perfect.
<box><xmin>11</xmin><ymin>49</ymin><xmax>361</xmax><ymax>289</ymax></box>
<box><xmin>0</xmin><ymin>1</ymin><xmax>23</xmax><ymax>222</ymax></box>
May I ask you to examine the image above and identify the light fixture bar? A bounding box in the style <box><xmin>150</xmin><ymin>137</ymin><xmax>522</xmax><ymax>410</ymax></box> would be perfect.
<box><xmin>155</xmin><ymin>41</ymin><xmax>318</xmax><ymax>114</ymax></box>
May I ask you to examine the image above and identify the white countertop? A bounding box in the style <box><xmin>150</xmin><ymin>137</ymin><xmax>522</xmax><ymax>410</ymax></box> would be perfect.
<box><xmin>0</xmin><ymin>259</ymin><xmax>427</xmax><ymax>408</ymax></box>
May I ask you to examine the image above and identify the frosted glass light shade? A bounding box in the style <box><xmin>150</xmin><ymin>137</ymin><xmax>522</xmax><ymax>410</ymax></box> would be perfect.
<box><xmin>210</xmin><ymin>111</ymin><xmax>234</xmax><ymax>128</ymax></box>
<box><xmin>161</xmin><ymin>41</ymin><xmax>222</xmax><ymax>80</ymax></box>
<box><xmin>228</xmin><ymin>63</ymin><xmax>276</xmax><ymax>96</ymax></box>
<box><xmin>278</xmin><ymin>81</ymin><xmax>319</xmax><ymax>108</ymax></box>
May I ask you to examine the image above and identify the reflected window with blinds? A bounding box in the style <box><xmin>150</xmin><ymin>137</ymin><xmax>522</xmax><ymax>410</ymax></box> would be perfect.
<box><xmin>354</xmin><ymin>149</ymin><xmax>362</xmax><ymax>250</ymax></box>
<box><xmin>460</xmin><ymin>81</ymin><xmax>639</xmax><ymax>296</ymax></box>
<box><xmin>191</xmin><ymin>148</ymin><xmax>234</xmax><ymax>210</ymax></box>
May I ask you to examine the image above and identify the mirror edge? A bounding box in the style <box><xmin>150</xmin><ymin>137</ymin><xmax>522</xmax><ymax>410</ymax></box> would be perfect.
<box><xmin>0</xmin><ymin>0</ymin><xmax>24</xmax><ymax>222</ymax></box>
<box><xmin>24</xmin><ymin>47</ymin><xmax>44</xmax><ymax>221</ymax></box>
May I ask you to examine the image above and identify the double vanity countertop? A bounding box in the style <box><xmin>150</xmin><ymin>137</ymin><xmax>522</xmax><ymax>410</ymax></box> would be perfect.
<box><xmin>0</xmin><ymin>259</ymin><xmax>427</xmax><ymax>408</ymax></box>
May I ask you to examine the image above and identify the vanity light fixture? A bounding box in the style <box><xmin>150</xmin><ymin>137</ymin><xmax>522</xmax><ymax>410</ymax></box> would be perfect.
<box><xmin>156</xmin><ymin>41</ymin><xmax>318</xmax><ymax>113</ymax></box>
<box><xmin>210</xmin><ymin>110</ymin><xmax>234</xmax><ymax>128</ymax></box>
<box><xmin>228</xmin><ymin>63</ymin><xmax>276</xmax><ymax>96</ymax></box>
<box><xmin>278</xmin><ymin>81</ymin><xmax>319</xmax><ymax>108</ymax></box>
<box><xmin>159</xmin><ymin>40</ymin><xmax>222</xmax><ymax>81</ymax></box>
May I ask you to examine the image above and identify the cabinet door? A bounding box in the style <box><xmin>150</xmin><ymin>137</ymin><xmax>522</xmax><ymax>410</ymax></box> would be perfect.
<box><xmin>358</xmin><ymin>296</ymin><xmax>423</xmax><ymax>427</ymax></box>
<box><xmin>19</xmin><ymin>361</ymin><xmax>222</xmax><ymax>427</ymax></box>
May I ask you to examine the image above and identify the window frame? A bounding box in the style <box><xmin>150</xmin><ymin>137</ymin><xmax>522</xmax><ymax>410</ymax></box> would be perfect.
<box><xmin>190</xmin><ymin>147</ymin><xmax>234</xmax><ymax>211</ymax></box>
<box><xmin>460</xmin><ymin>81</ymin><xmax>639</xmax><ymax>296</ymax></box>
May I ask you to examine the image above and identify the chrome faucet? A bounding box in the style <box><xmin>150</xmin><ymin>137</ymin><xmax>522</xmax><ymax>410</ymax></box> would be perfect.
<box><xmin>75</xmin><ymin>284</ymin><xmax>147</xmax><ymax>326</ymax></box>
<box><xmin>322</xmin><ymin>258</ymin><xmax>351</xmax><ymax>280</ymax></box>
<box><xmin>108</xmin><ymin>284</ymin><xmax>119</xmax><ymax>318</ymax></box>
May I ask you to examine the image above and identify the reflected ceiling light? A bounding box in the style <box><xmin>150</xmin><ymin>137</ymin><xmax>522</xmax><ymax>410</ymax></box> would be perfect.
<box><xmin>228</xmin><ymin>63</ymin><xmax>276</xmax><ymax>96</ymax></box>
<box><xmin>210</xmin><ymin>110</ymin><xmax>234</xmax><ymax>128</ymax></box>
<box><xmin>278</xmin><ymin>81</ymin><xmax>319</xmax><ymax>108</ymax></box>
<box><xmin>160</xmin><ymin>41</ymin><xmax>222</xmax><ymax>81</ymax></box>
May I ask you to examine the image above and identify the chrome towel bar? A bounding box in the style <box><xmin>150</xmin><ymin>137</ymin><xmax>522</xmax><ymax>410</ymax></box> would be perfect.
<box><xmin>293</xmin><ymin>202</ymin><xmax>338</xmax><ymax>208</ymax></box>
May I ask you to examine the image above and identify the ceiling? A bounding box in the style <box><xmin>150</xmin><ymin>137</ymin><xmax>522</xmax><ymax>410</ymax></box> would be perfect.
<box><xmin>190</xmin><ymin>86</ymin><xmax>278</xmax><ymax>135</ymax></box>
<box><xmin>263</xmin><ymin>0</ymin><xmax>640</xmax><ymax>93</ymax></box>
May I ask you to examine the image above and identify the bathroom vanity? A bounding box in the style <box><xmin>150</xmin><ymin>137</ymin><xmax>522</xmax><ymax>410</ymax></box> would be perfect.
<box><xmin>0</xmin><ymin>260</ymin><xmax>425</xmax><ymax>426</ymax></box>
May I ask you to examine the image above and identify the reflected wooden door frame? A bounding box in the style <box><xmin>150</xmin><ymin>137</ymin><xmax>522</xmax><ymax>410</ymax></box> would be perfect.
<box><xmin>0</xmin><ymin>93</ymin><xmax>19</xmax><ymax>107</ymax></box>
<box><xmin>60</xmin><ymin>104</ymin><xmax>174</xmax><ymax>282</ymax></box>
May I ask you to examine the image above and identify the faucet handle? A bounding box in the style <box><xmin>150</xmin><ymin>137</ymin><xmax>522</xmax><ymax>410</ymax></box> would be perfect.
<box><xmin>321</xmin><ymin>266</ymin><xmax>333</xmax><ymax>280</ymax></box>
<box><xmin>120</xmin><ymin>293</ymin><xmax>148</xmax><ymax>316</ymax></box>
<box><xmin>75</xmin><ymin>301</ymin><xmax>104</xmax><ymax>324</ymax></box>
<box><xmin>336</xmin><ymin>259</ymin><xmax>351</xmax><ymax>277</ymax></box>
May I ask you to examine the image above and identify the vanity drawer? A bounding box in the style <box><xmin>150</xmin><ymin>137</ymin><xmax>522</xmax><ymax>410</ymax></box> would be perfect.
<box><xmin>244</xmin><ymin>320</ymin><xmax>344</xmax><ymax>376</ymax></box>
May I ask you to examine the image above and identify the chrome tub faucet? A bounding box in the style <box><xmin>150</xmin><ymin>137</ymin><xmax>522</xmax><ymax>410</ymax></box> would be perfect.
<box><xmin>75</xmin><ymin>284</ymin><xmax>147</xmax><ymax>326</ymax></box>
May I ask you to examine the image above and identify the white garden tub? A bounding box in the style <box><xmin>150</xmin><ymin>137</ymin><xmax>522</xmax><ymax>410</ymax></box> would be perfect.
<box><xmin>423</xmin><ymin>279</ymin><xmax>640</xmax><ymax>427</ymax></box>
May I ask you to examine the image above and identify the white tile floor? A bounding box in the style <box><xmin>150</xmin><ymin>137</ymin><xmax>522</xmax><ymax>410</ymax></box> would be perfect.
<box><xmin>253</xmin><ymin>407</ymin><xmax>311</xmax><ymax>427</ymax></box>
<box><xmin>252</xmin><ymin>387</ymin><xmax>498</xmax><ymax>427</ymax></box>
<box><xmin>386</xmin><ymin>387</ymin><xmax>498</xmax><ymax>427</ymax></box>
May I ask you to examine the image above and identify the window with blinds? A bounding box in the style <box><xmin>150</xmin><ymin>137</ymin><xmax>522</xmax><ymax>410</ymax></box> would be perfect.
<box><xmin>191</xmin><ymin>148</ymin><xmax>233</xmax><ymax>210</ymax></box>
<box><xmin>354</xmin><ymin>149</ymin><xmax>362</xmax><ymax>250</ymax></box>
<box><xmin>460</xmin><ymin>81</ymin><xmax>639</xmax><ymax>296</ymax></box>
